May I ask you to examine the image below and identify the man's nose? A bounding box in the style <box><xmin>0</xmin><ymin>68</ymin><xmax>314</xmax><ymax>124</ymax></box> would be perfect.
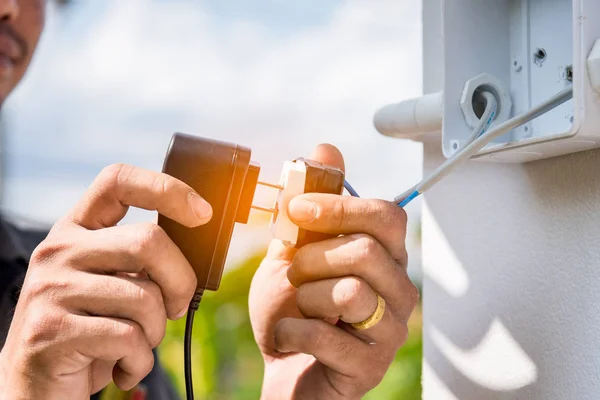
<box><xmin>0</xmin><ymin>0</ymin><xmax>19</xmax><ymax>22</ymax></box>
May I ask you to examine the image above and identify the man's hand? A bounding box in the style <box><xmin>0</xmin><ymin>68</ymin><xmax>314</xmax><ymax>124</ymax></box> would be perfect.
<box><xmin>249</xmin><ymin>145</ymin><xmax>419</xmax><ymax>400</ymax></box>
<box><xmin>0</xmin><ymin>164</ymin><xmax>212</xmax><ymax>400</ymax></box>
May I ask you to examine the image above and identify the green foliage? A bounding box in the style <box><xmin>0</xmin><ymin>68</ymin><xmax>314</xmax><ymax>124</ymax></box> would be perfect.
<box><xmin>159</xmin><ymin>252</ymin><xmax>422</xmax><ymax>399</ymax></box>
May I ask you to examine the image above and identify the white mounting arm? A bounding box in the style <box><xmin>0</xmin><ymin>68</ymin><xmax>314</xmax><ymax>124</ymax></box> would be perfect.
<box><xmin>373</xmin><ymin>91</ymin><xmax>442</xmax><ymax>140</ymax></box>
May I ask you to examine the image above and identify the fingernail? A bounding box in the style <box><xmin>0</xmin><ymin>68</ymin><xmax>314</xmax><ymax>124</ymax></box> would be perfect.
<box><xmin>276</xmin><ymin>348</ymin><xmax>292</xmax><ymax>354</ymax></box>
<box><xmin>189</xmin><ymin>192</ymin><xmax>213</xmax><ymax>222</ymax></box>
<box><xmin>274</xmin><ymin>338</ymin><xmax>291</xmax><ymax>354</ymax></box>
<box><xmin>288</xmin><ymin>198</ymin><xmax>316</xmax><ymax>222</ymax></box>
<box><xmin>175</xmin><ymin>308</ymin><xmax>188</xmax><ymax>320</ymax></box>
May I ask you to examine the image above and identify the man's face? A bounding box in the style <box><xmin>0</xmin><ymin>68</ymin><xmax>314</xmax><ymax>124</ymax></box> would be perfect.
<box><xmin>0</xmin><ymin>0</ymin><xmax>45</xmax><ymax>104</ymax></box>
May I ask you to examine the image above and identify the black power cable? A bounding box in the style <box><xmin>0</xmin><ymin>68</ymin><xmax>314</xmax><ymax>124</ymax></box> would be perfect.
<box><xmin>184</xmin><ymin>290</ymin><xmax>205</xmax><ymax>400</ymax></box>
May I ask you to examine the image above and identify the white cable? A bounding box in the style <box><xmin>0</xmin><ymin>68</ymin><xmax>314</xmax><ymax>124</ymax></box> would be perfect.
<box><xmin>396</xmin><ymin>91</ymin><xmax>497</xmax><ymax>201</ymax></box>
<box><xmin>397</xmin><ymin>87</ymin><xmax>573</xmax><ymax>205</ymax></box>
<box><xmin>461</xmin><ymin>92</ymin><xmax>497</xmax><ymax>151</ymax></box>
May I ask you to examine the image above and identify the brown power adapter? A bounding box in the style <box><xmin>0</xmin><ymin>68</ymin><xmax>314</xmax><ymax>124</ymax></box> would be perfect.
<box><xmin>288</xmin><ymin>158</ymin><xmax>345</xmax><ymax>247</ymax></box>
<box><xmin>158</xmin><ymin>133</ymin><xmax>260</xmax><ymax>292</ymax></box>
<box><xmin>159</xmin><ymin>132</ymin><xmax>345</xmax><ymax>294</ymax></box>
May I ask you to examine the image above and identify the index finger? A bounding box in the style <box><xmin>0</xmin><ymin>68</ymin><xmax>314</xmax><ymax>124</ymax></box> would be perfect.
<box><xmin>287</xmin><ymin>195</ymin><xmax>407</xmax><ymax>261</ymax></box>
<box><xmin>69</xmin><ymin>163</ymin><xmax>213</xmax><ymax>230</ymax></box>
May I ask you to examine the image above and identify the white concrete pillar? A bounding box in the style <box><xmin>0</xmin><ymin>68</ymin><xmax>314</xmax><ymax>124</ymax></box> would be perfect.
<box><xmin>422</xmin><ymin>0</ymin><xmax>600</xmax><ymax>399</ymax></box>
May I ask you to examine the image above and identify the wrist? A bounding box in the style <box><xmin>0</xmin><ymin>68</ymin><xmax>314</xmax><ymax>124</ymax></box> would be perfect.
<box><xmin>0</xmin><ymin>351</ymin><xmax>23</xmax><ymax>400</ymax></box>
<box><xmin>0</xmin><ymin>350</ymin><xmax>43</xmax><ymax>400</ymax></box>
<box><xmin>261</xmin><ymin>358</ymin><xmax>359</xmax><ymax>400</ymax></box>
<box><xmin>261</xmin><ymin>359</ymin><xmax>345</xmax><ymax>400</ymax></box>
<box><xmin>260</xmin><ymin>360</ymin><xmax>296</xmax><ymax>400</ymax></box>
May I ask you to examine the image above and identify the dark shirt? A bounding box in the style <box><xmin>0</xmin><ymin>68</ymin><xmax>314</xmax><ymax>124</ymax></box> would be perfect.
<box><xmin>0</xmin><ymin>216</ymin><xmax>179</xmax><ymax>400</ymax></box>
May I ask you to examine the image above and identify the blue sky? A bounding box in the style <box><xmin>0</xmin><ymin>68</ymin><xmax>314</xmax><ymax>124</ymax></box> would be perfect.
<box><xmin>0</xmin><ymin>0</ymin><xmax>423</xmax><ymax>268</ymax></box>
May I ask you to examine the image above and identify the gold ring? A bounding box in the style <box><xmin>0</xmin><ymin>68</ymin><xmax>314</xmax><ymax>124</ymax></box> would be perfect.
<box><xmin>351</xmin><ymin>294</ymin><xmax>386</xmax><ymax>331</ymax></box>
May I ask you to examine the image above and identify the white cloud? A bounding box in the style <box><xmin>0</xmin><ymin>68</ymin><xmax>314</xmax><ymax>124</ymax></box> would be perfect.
<box><xmin>2</xmin><ymin>0</ymin><xmax>424</xmax><ymax>262</ymax></box>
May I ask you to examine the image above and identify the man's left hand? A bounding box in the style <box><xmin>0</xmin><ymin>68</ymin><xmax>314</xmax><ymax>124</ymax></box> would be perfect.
<box><xmin>249</xmin><ymin>144</ymin><xmax>419</xmax><ymax>400</ymax></box>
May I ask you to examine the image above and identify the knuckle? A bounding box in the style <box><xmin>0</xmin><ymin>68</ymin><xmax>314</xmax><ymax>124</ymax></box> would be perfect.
<box><xmin>151</xmin><ymin>320</ymin><xmax>167</xmax><ymax>348</ymax></box>
<box><xmin>406</xmin><ymin>282</ymin><xmax>420</xmax><ymax>313</ymax></box>
<box><xmin>351</xmin><ymin>234</ymin><xmax>383</xmax><ymax>263</ymax></box>
<box><xmin>133</xmin><ymin>223</ymin><xmax>167</xmax><ymax>257</ymax></box>
<box><xmin>308</xmin><ymin>322</ymin><xmax>336</xmax><ymax>351</ymax></box>
<box><xmin>155</xmin><ymin>173</ymin><xmax>183</xmax><ymax>199</ymax></box>
<box><xmin>172</xmin><ymin>274</ymin><xmax>197</xmax><ymax>306</ymax></box>
<box><xmin>97</xmin><ymin>163</ymin><xmax>139</xmax><ymax>202</ymax></box>
<box><xmin>376</xmin><ymin>199</ymin><xmax>408</xmax><ymax>232</ymax></box>
<box><xmin>24</xmin><ymin>308</ymin><xmax>69</xmax><ymax>346</ymax></box>
<box><xmin>129</xmin><ymin>282</ymin><xmax>157</xmax><ymax>312</ymax></box>
<box><xmin>397</xmin><ymin>248</ymin><xmax>409</xmax><ymax>269</ymax></box>
<box><xmin>129</xmin><ymin>282</ymin><xmax>148</xmax><ymax>305</ymax></box>
<box><xmin>331</xmin><ymin>198</ymin><xmax>346</xmax><ymax>229</ymax></box>
<box><xmin>335</xmin><ymin>277</ymin><xmax>369</xmax><ymax>313</ymax></box>
<box><xmin>114</xmin><ymin>321</ymin><xmax>143</xmax><ymax>347</ymax></box>
<box><xmin>97</xmin><ymin>163</ymin><xmax>127</xmax><ymax>190</ymax></box>
<box><xmin>151</xmin><ymin>172</ymin><xmax>171</xmax><ymax>197</ymax></box>
<box><xmin>29</xmin><ymin>238</ymin><xmax>69</xmax><ymax>267</ymax></box>
<box><xmin>381</xmin><ymin>200</ymin><xmax>407</xmax><ymax>224</ymax></box>
<box><xmin>372</xmin><ymin>200</ymin><xmax>408</xmax><ymax>260</ymax></box>
<box><xmin>22</xmin><ymin>273</ymin><xmax>70</xmax><ymax>302</ymax></box>
<box><xmin>184</xmin><ymin>273</ymin><xmax>198</xmax><ymax>298</ymax></box>
<box><xmin>392</xmin><ymin>277</ymin><xmax>419</xmax><ymax>320</ymax></box>
<box><xmin>135</xmin><ymin>283</ymin><xmax>167</xmax><ymax>348</ymax></box>
<box><xmin>140</xmin><ymin>352</ymin><xmax>156</xmax><ymax>377</ymax></box>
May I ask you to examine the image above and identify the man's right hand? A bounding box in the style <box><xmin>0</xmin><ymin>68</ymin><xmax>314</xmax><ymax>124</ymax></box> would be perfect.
<box><xmin>0</xmin><ymin>164</ymin><xmax>212</xmax><ymax>400</ymax></box>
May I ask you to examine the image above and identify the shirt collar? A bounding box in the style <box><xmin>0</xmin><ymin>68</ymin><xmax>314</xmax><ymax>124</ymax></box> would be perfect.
<box><xmin>0</xmin><ymin>217</ymin><xmax>32</xmax><ymax>263</ymax></box>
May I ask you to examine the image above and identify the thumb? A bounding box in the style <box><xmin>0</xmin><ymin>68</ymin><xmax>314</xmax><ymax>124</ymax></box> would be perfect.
<box><xmin>265</xmin><ymin>143</ymin><xmax>346</xmax><ymax>260</ymax></box>
<box><xmin>308</xmin><ymin>143</ymin><xmax>346</xmax><ymax>174</ymax></box>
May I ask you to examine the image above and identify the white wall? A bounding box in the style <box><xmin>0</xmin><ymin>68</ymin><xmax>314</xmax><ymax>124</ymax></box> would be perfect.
<box><xmin>422</xmin><ymin>0</ymin><xmax>600</xmax><ymax>399</ymax></box>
